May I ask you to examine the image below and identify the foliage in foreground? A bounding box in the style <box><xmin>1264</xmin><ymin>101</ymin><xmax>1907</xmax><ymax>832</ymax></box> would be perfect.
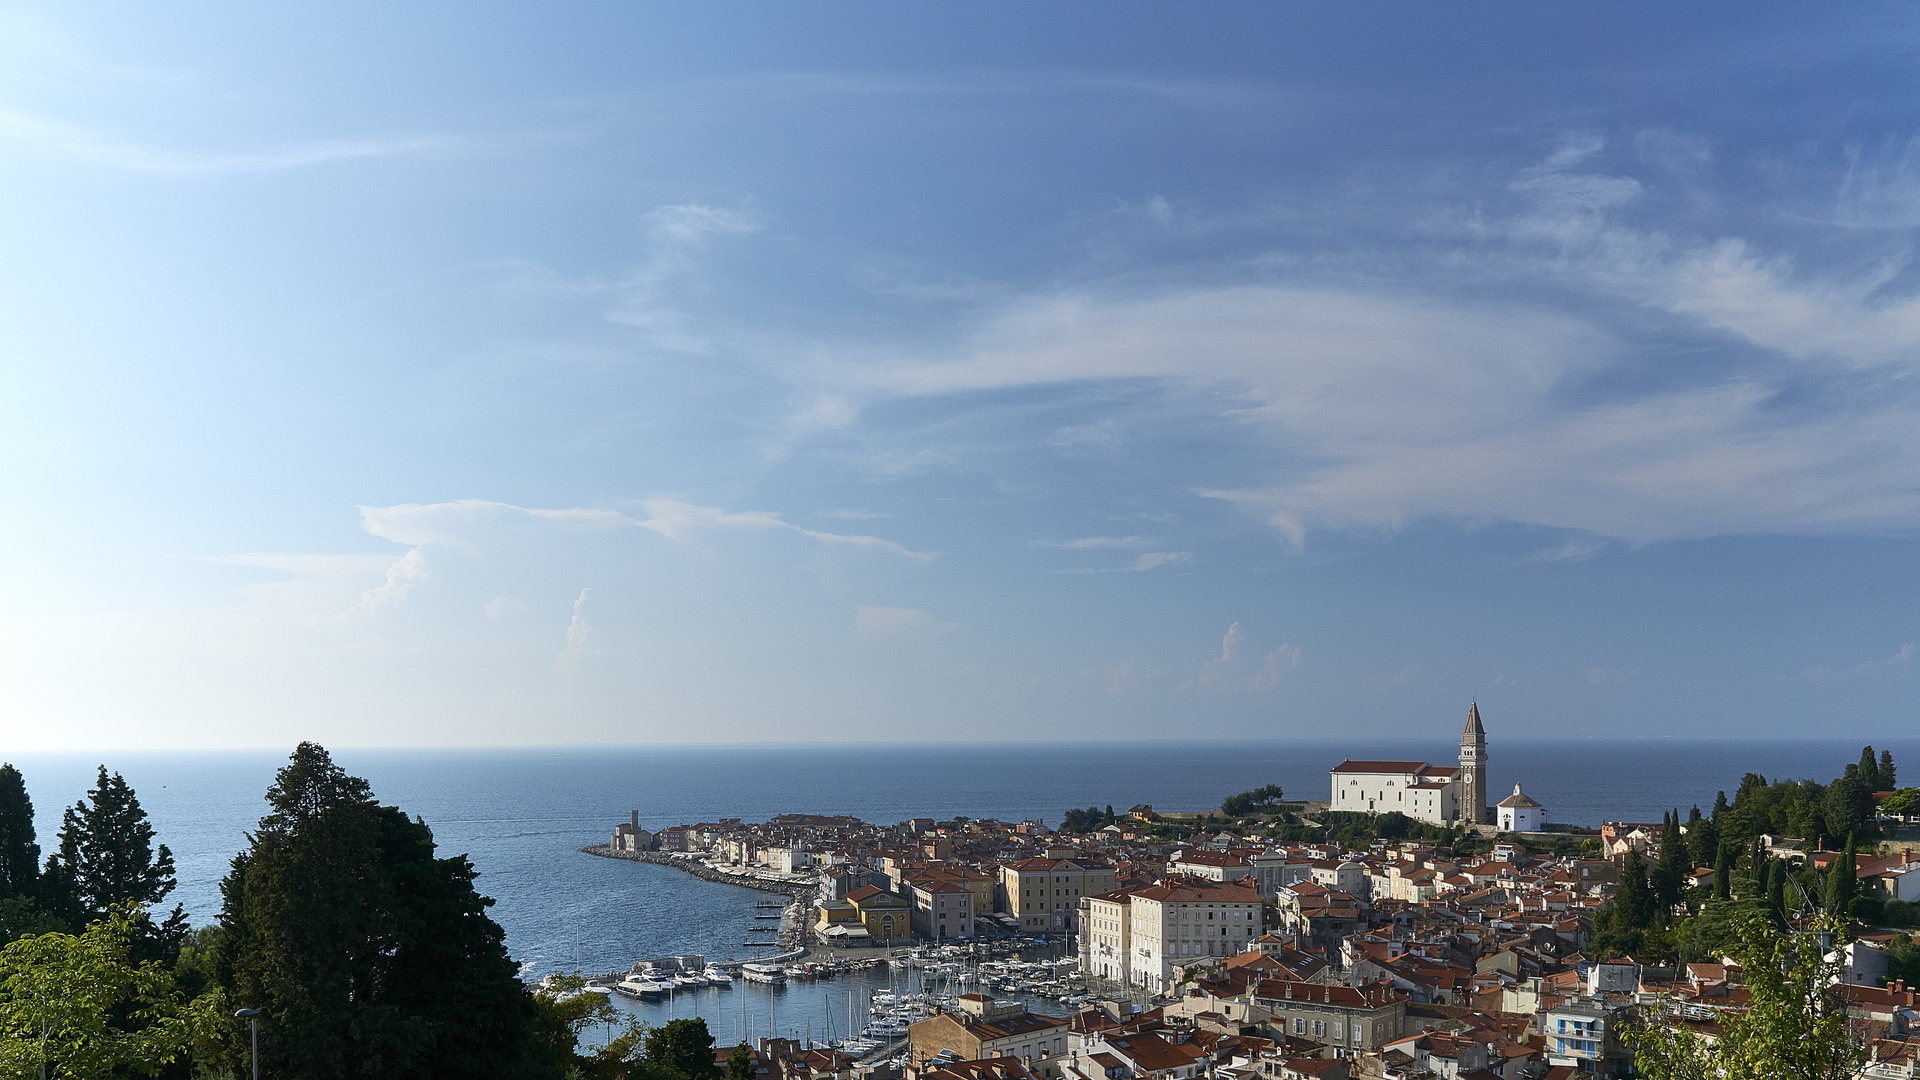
<box><xmin>0</xmin><ymin>908</ymin><xmax>221</xmax><ymax>1080</ymax></box>
<box><xmin>1627</xmin><ymin>915</ymin><xmax>1861</xmax><ymax>1080</ymax></box>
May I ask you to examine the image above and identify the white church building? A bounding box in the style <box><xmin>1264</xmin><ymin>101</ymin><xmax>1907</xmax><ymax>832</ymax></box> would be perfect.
<box><xmin>1328</xmin><ymin>703</ymin><xmax>1491</xmax><ymax>827</ymax></box>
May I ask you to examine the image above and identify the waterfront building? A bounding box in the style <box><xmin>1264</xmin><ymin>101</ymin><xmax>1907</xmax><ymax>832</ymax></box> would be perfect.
<box><xmin>844</xmin><ymin>884</ymin><xmax>913</xmax><ymax>944</ymax></box>
<box><xmin>997</xmin><ymin>858</ymin><xmax>1117</xmax><ymax>933</ymax></box>
<box><xmin>1495</xmin><ymin>784</ymin><xmax>1545</xmax><ymax>833</ymax></box>
<box><xmin>1327</xmin><ymin>703</ymin><xmax>1491</xmax><ymax>826</ymax></box>
<box><xmin>1080</xmin><ymin>888</ymin><xmax>1137</xmax><ymax>985</ymax></box>
<box><xmin>907</xmin><ymin>877</ymin><xmax>976</xmax><ymax>940</ymax></box>
<box><xmin>908</xmin><ymin>995</ymin><xmax>1069</xmax><ymax>1071</ymax></box>
<box><xmin>612</xmin><ymin>810</ymin><xmax>654</xmax><ymax>853</ymax></box>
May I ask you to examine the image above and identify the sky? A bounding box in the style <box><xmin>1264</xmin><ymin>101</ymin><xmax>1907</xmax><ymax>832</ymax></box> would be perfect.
<box><xmin>1</xmin><ymin>4</ymin><xmax>1917</xmax><ymax>750</ymax></box>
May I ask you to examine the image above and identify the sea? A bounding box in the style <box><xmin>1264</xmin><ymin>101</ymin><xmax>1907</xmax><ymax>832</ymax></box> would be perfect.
<box><xmin>6</xmin><ymin>737</ymin><xmax>1915</xmax><ymax>1046</ymax></box>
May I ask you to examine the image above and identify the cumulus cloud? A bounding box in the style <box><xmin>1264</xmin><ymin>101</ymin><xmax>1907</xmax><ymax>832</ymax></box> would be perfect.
<box><xmin>342</xmin><ymin>547</ymin><xmax>427</xmax><ymax>618</ymax></box>
<box><xmin>1196</xmin><ymin>622</ymin><xmax>1300</xmax><ymax>690</ymax></box>
<box><xmin>555</xmin><ymin>589</ymin><xmax>595</xmax><ymax>684</ymax></box>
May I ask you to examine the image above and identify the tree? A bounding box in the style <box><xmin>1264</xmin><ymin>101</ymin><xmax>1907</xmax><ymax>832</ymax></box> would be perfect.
<box><xmin>1710</xmin><ymin>790</ymin><xmax>1730</xmax><ymax>822</ymax></box>
<box><xmin>1823</xmin><ymin>773</ymin><xmax>1872</xmax><ymax>842</ymax></box>
<box><xmin>215</xmin><ymin>742</ymin><xmax>557</xmax><ymax>1080</ymax></box>
<box><xmin>39</xmin><ymin>768</ymin><xmax>185</xmax><ymax>961</ymax></box>
<box><xmin>1859</xmin><ymin>747</ymin><xmax>1882</xmax><ymax>792</ymax></box>
<box><xmin>0</xmin><ymin>907</ymin><xmax>221</xmax><ymax>1079</ymax></box>
<box><xmin>1712</xmin><ymin>845</ymin><xmax>1731</xmax><ymax>902</ymax></box>
<box><xmin>1627</xmin><ymin>915</ymin><xmax>1861</xmax><ymax>1080</ymax></box>
<box><xmin>1826</xmin><ymin>836</ymin><xmax>1858</xmax><ymax>928</ymax></box>
<box><xmin>0</xmin><ymin>766</ymin><xmax>37</xmax><ymax>902</ymax></box>
<box><xmin>1883</xmin><ymin>788</ymin><xmax>1920</xmax><ymax>817</ymax></box>
<box><xmin>1652</xmin><ymin>810</ymin><xmax>1687</xmax><ymax>918</ymax></box>
<box><xmin>1880</xmin><ymin>750</ymin><xmax>1897</xmax><ymax>791</ymax></box>
<box><xmin>530</xmin><ymin>974</ymin><xmax>644</xmax><ymax>1080</ymax></box>
<box><xmin>636</xmin><ymin>1018</ymin><xmax>719</xmax><ymax>1080</ymax></box>
<box><xmin>727</xmin><ymin>1043</ymin><xmax>756</xmax><ymax>1080</ymax></box>
<box><xmin>1221</xmin><ymin>785</ymin><xmax>1284</xmax><ymax>818</ymax></box>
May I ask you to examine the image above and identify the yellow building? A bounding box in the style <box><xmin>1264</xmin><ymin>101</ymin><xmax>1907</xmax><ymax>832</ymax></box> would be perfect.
<box><xmin>846</xmin><ymin>884</ymin><xmax>913</xmax><ymax>943</ymax></box>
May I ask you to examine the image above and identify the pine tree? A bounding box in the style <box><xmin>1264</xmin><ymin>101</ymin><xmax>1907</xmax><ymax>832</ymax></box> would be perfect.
<box><xmin>216</xmin><ymin>743</ymin><xmax>556</xmax><ymax>1080</ymax></box>
<box><xmin>38</xmin><ymin>766</ymin><xmax>185</xmax><ymax>959</ymax></box>
<box><xmin>0</xmin><ymin>765</ymin><xmax>38</xmax><ymax>900</ymax></box>
<box><xmin>1711</xmin><ymin>790</ymin><xmax>1730</xmax><ymax>821</ymax></box>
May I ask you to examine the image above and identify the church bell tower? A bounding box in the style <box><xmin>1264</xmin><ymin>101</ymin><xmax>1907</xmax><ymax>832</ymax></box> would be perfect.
<box><xmin>1459</xmin><ymin>702</ymin><xmax>1488</xmax><ymax>826</ymax></box>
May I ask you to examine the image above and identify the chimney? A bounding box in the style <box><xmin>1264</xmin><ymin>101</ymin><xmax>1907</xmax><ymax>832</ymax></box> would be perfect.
<box><xmin>632</xmin><ymin>810</ymin><xmax>640</xmax><ymax>829</ymax></box>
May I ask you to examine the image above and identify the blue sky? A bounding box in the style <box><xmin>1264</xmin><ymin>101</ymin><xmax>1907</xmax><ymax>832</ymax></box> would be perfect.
<box><xmin>2</xmin><ymin>4</ymin><xmax>1917</xmax><ymax>749</ymax></box>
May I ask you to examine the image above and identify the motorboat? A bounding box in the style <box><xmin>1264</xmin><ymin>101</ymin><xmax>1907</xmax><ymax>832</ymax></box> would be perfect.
<box><xmin>674</xmin><ymin>973</ymin><xmax>707</xmax><ymax>988</ymax></box>
<box><xmin>615</xmin><ymin>976</ymin><xmax>670</xmax><ymax>998</ymax></box>
<box><xmin>705</xmin><ymin>966</ymin><xmax>734</xmax><ymax>985</ymax></box>
<box><xmin>741</xmin><ymin>962</ymin><xmax>786</xmax><ymax>984</ymax></box>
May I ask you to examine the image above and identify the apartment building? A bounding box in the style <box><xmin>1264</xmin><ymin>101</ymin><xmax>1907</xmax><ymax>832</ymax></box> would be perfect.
<box><xmin>999</xmin><ymin>859</ymin><xmax>1117</xmax><ymax>932</ymax></box>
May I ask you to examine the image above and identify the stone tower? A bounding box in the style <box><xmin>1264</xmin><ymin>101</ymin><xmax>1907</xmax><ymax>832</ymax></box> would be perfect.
<box><xmin>1459</xmin><ymin>702</ymin><xmax>1488</xmax><ymax>826</ymax></box>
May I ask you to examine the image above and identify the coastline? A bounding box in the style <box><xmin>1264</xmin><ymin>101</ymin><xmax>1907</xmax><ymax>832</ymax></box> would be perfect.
<box><xmin>580</xmin><ymin>844</ymin><xmax>817</xmax><ymax>899</ymax></box>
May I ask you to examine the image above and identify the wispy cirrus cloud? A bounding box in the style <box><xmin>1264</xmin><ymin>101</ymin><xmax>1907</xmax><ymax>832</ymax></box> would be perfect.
<box><xmin>0</xmin><ymin>106</ymin><xmax>478</xmax><ymax>175</ymax></box>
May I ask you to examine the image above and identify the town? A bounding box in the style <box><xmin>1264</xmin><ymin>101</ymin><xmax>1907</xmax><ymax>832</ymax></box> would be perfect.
<box><xmin>596</xmin><ymin>709</ymin><xmax>1920</xmax><ymax>1080</ymax></box>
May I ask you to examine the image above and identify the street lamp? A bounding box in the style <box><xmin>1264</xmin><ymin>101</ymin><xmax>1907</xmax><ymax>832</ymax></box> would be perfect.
<box><xmin>234</xmin><ymin>1009</ymin><xmax>260</xmax><ymax>1080</ymax></box>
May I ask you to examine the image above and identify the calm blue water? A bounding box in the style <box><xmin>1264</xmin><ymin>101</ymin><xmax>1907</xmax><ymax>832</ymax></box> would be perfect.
<box><xmin>4</xmin><ymin>737</ymin><xmax>1912</xmax><ymax>1041</ymax></box>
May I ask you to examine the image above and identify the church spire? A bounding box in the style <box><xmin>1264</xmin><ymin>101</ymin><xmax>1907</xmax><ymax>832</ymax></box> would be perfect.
<box><xmin>1463</xmin><ymin>701</ymin><xmax>1486</xmax><ymax>741</ymax></box>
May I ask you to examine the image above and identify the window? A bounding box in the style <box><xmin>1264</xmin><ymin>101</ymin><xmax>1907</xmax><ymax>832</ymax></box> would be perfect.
<box><xmin>1294</xmin><ymin>1019</ymin><xmax>1306</xmax><ymax>1035</ymax></box>
<box><xmin>1312</xmin><ymin>1021</ymin><xmax>1325</xmax><ymax>1038</ymax></box>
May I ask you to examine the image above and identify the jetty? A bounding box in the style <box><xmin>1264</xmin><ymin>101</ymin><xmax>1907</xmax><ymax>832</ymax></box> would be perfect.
<box><xmin>581</xmin><ymin>845</ymin><xmax>816</xmax><ymax>899</ymax></box>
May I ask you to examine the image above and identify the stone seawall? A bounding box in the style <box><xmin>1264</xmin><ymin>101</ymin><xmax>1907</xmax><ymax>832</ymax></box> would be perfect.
<box><xmin>580</xmin><ymin>845</ymin><xmax>816</xmax><ymax>899</ymax></box>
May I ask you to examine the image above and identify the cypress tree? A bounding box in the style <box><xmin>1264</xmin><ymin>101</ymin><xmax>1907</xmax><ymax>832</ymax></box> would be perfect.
<box><xmin>1766</xmin><ymin>859</ymin><xmax>1788</xmax><ymax>927</ymax></box>
<box><xmin>1711</xmin><ymin>790</ymin><xmax>1730</xmax><ymax>822</ymax></box>
<box><xmin>1880</xmin><ymin>750</ymin><xmax>1898</xmax><ymax>791</ymax></box>
<box><xmin>1712</xmin><ymin>845</ymin><xmax>1731</xmax><ymax>901</ymax></box>
<box><xmin>1827</xmin><ymin>835</ymin><xmax>1858</xmax><ymax>925</ymax></box>
<box><xmin>1652</xmin><ymin>810</ymin><xmax>1686</xmax><ymax>918</ymax></box>
<box><xmin>1860</xmin><ymin>747</ymin><xmax>1881</xmax><ymax>792</ymax></box>
<box><xmin>0</xmin><ymin>765</ymin><xmax>38</xmax><ymax>900</ymax></box>
<box><xmin>216</xmin><ymin>743</ymin><xmax>556</xmax><ymax>1080</ymax></box>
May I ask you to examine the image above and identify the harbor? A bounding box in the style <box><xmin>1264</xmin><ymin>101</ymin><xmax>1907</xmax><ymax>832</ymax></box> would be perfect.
<box><xmin>550</xmin><ymin>941</ymin><xmax>1082</xmax><ymax>1064</ymax></box>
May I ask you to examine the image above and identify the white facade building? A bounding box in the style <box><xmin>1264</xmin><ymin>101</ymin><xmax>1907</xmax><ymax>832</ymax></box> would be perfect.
<box><xmin>1496</xmin><ymin>784</ymin><xmax>1545</xmax><ymax>833</ymax></box>
<box><xmin>1084</xmin><ymin>878</ymin><xmax>1263</xmax><ymax>995</ymax></box>
<box><xmin>1328</xmin><ymin>704</ymin><xmax>1490</xmax><ymax>826</ymax></box>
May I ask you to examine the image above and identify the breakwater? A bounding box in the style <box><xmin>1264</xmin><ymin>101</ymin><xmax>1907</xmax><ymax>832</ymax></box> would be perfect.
<box><xmin>581</xmin><ymin>845</ymin><xmax>816</xmax><ymax>899</ymax></box>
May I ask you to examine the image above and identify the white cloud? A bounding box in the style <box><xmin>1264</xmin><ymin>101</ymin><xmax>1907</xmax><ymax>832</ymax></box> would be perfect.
<box><xmin>342</xmin><ymin>546</ymin><xmax>426</xmax><ymax>618</ymax></box>
<box><xmin>1254</xmin><ymin>643</ymin><xmax>1302</xmax><ymax>689</ymax></box>
<box><xmin>1033</xmin><ymin>536</ymin><xmax>1151</xmax><ymax>549</ymax></box>
<box><xmin>635</xmin><ymin>499</ymin><xmax>934</xmax><ymax>560</ymax></box>
<box><xmin>605</xmin><ymin>204</ymin><xmax>760</xmax><ymax>352</ymax></box>
<box><xmin>1195</xmin><ymin>622</ymin><xmax>1300</xmax><ymax>690</ymax></box>
<box><xmin>1894</xmin><ymin>643</ymin><xmax>1916</xmax><ymax>665</ymax></box>
<box><xmin>1128</xmin><ymin>552</ymin><xmax>1190</xmax><ymax>572</ymax></box>
<box><xmin>1523</xmin><ymin>539</ymin><xmax>1608</xmax><ymax>564</ymax></box>
<box><xmin>555</xmin><ymin>589</ymin><xmax>595</xmax><ymax>685</ymax></box>
<box><xmin>1198</xmin><ymin>622</ymin><xmax>1244</xmax><ymax>685</ymax></box>
<box><xmin>854</xmin><ymin>605</ymin><xmax>958</xmax><ymax>637</ymax></box>
<box><xmin>0</xmin><ymin>106</ymin><xmax>473</xmax><ymax>175</ymax></box>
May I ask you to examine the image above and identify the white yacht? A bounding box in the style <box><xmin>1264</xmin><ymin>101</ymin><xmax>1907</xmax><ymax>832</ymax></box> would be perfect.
<box><xmin>705</xmin><ymin>966</ymin><xmax>734</xmax><ymax>985</ymax></box>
